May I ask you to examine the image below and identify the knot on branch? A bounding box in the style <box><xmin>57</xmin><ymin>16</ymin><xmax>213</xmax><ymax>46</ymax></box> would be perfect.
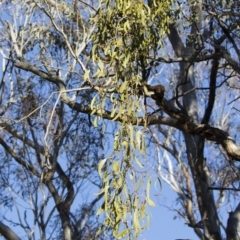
<box><xmin>147</xmin><ymin>84</ymin><xmax>165</xmax><ymax>103</ymax></box>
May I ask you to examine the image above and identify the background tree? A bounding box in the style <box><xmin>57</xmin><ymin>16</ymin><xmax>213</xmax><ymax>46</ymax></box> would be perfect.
<box><xmin>0</xmin><ymin>1</ymin><xmax>112</xmax><ymax>239</ymax></box>
<box><xmin>0</xmin><ymin>0</ymin><xmax>240</xmax><ymax>240</ymax></box>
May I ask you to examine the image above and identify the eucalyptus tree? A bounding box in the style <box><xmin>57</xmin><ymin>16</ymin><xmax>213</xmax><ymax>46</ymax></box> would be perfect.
<box><xmin>0</xmin><ymin>1</ymin><xmax>110</xmax><ymax>239</ymax></box>
<box><xmin>0</xmin><ymin>0</ymin><xmax>240</xmax><ymax>240</ymax></box>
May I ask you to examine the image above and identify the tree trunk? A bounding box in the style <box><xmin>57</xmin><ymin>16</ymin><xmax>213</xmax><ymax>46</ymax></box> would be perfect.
<box><xmin>226</xmin><ymin>203</ymin><xmax>240</xmax><ymax>240</ymax></box>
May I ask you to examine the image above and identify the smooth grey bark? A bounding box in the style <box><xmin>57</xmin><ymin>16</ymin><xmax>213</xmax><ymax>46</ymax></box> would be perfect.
<box><xmin>226</xmin><ymin>203</ymin><xmax>240</xmax><ymax>240</ymax></box>
<box><xmin>181</xmin><ymin>63</ymin><xmax>221</xmax><ymax>239</ymax></box>
<box><xmin>0</xmin><ymin>221</ymin><xmax>21</xmax><ymax>240</ymax></box>
<box><xmin>167</xmin><ymin>2</ymin><xmax>222</xmax><ymax>239</ymax></box>
<box><xmin>181</xmin><ymin>55</ymin><xmax>220</xmax><ymax>240</ymax></box>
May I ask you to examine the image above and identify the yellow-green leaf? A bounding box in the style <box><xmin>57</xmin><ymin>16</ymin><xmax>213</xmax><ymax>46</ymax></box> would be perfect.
<box><xmin>83</xmin><ymin>69</ymin><xmax>90</xmax><ymax>81</ymax></box>
<box><xmin>96</xmin><ymin>207</ymin><xmax>104</xmax><ymax>215</ymax></box>
<box><xmin>110</xmin><ymin>106</ymin><xmax>117</xmax><ymax>118</ymax></box>
<box><xmin>136</xmin><ymin>178</ymin><xmax>143</xmax><ymax>192</ymax></box>
<box><xmin>119</xmin><ymin>81</ymin><xmax>128</xmax><ymax>93</ymax></box>
<box><xmin>112</xmin><ymin>105</ymin><xmax>123</xmax><ymax>121</ymax></box>
<box><xmin>135</xmin><ymin>156</ymin><xmax>144</xmax><ymax>168</ymax></box>
<box><xmin>114</xmin><ymin>229</ymin><xmax>129</xmax><ymax>239</ymax></box>
<box><xmin>116</xmin><ymin>39</ymin><xmax>123</xmax><ymax>47</ymax></box>
<box><xmin>143</xmin><ymin>85</ymin><xmax>152</xmax><ymax>96</ymax></box>
<box><xmin>113</xmin><ymin>161</ymin><xmax>119</xmax><ymax>173</ymax></box>
<box><xmin>146</xmin><ymin>177</ymin><xmax>156</xmax><ymax>207</ymax></box>
<box><xmin>90</xmin><ymin>108</ymin><xmax>97</xmax><ymax>115</ymax></box>
<box><xmin>93</xmin><ymin>116</ymin><xmax>98</xmax><ymax>128</ymax></box>
<box><xmin>122</xmin><ymin>53</ymin><xmax>130</xmax><ymax>68</ymax></box>
<box><xmin>136</xmin><ymin>130</ymin><xmax>141</xmax><ymax>150</ymax></box>
<box><xmin>90</xmin><ymin>95</ymin><xmax>97</xmax><ymax>110</ymax></box>
<box><xmin>140</xmin><ymin>136</ymin><xmax>146</xmax><ymax>154</ymax></box>
<box><xmin>133</xmin><ymin>208</ymin><xmax>141</xmax><ymax>231</ymax></box>
<box><xmin>129</xmin><ymin>125</ymin><xmax>135</xmax><ymax>149</ymax></box>
<box><xmin>123</xmin><ymin>21</ymin><xmax>130</xmax><ymax>33</ymax></box>
<box><xmin>98</xmin><ymin>158</ymin><xmax>107</xmax><ymax>178</ymax></box>
<box><xmin>133</xmin><ymin>196</ymin><xmax>139</xmax><ymax>210</ymax></box>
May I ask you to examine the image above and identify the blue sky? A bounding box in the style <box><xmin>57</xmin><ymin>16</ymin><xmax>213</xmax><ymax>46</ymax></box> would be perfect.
<box><xmin>142</xmin><ymin>182</ymin><xmax>197</xmax><ymax>240</ymax></box>
<box><xmin>0</xmin><ymin>181</ymin><xmax>198</xmax><ymax>240</ymax></box>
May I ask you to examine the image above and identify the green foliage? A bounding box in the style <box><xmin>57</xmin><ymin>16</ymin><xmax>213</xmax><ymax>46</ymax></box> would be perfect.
<box><xmin>96</xmin><ymin>125</ymin><xmax>158</xmax><ymax>239</ymax></box>
<box><xmin>89</xmin><ymin>0</ymin><xmax>172</xmax><ymax>238</ymax></box>
<box><xmin>92</xmin><ymin>0</ymin><xmax>171</xmax><ymax>82</ymax></box>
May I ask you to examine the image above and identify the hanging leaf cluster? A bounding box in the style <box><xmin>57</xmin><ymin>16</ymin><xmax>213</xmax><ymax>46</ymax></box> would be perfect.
<box><xmin>96</xmin><ymin>125</ymin><xmax>159</xmax><ymax>239</ymax></box>
<box><xmin>92</xmin><ymin>0</ymin><xmax>172</xmax><ymax>84</ymax></box>
<box><xmin>89</xmin><ymin>0</ymin><xmax>172</xmax><ymax>121</ymax></box>
<box><xmin>89</xmin><ymin>0</ymin><xmax>172</xmax><ymax>239</ymax></box>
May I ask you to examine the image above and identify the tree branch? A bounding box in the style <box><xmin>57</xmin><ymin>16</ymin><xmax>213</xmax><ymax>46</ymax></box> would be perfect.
<box><xmin>201</xmin><ymin>49</ymin><xmax>219</xmax><ymax>124</ymax></box>
<box><xmin>0</xmin><ymin>138</ymin><xmax>40</xmax><ymax>177</ymax></box>
<box><xmin>0</xmin><ymin>221</ymin><xmax>21</xmax><ymax>240</ymax></box>
<box><xmin>10</xmin><ymin>60</ymin><xmax>240</xmax><ymax>163</ymax></box>
<box><xmin>151</xmin><ymin>53</ymin><xmax>220</xmax><ymax>63</ymax></box>
<box><xmin>167</xmin><ymin>23</ymin><xmax>185</xmax><ymax>57</ymax></box>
